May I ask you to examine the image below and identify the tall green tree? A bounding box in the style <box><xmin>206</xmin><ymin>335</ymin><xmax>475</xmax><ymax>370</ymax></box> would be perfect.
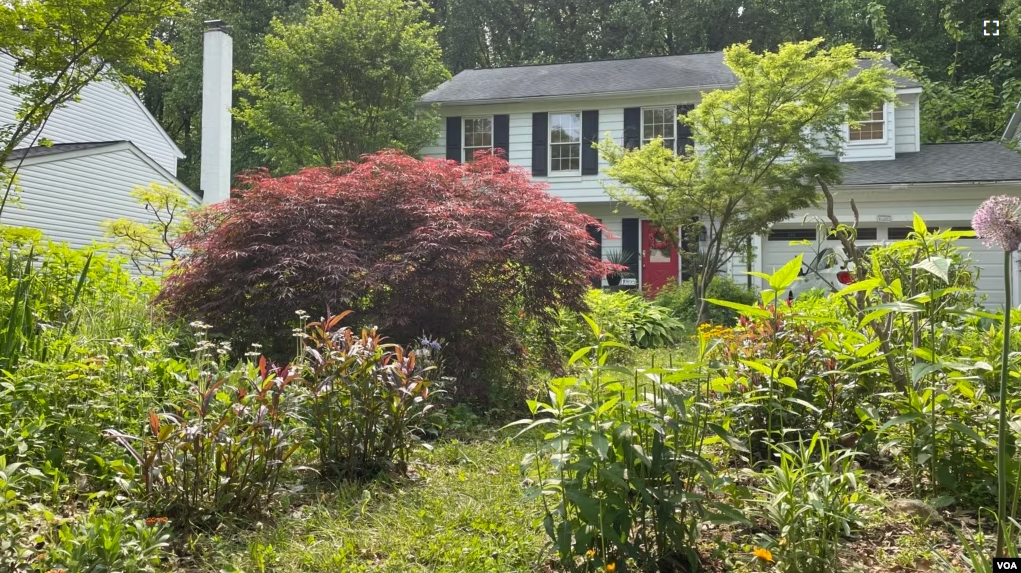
<box><xmin>234</xmin><ymin>0</ymin><xmax>449</xmax><ymax>173</ymax></box>
<box><xmin>0</xmin><ymin>0</ymin><xmax>182</xmax><ymax>218</ymax></box>
<box><xmin>597</xmin><ymin>39</ymin><xmax>895</xmax><ymax>324</ymax></box>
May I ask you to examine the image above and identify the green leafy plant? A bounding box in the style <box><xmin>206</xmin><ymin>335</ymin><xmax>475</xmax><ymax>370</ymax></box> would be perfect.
<box><xmin>746</xmin><ymin>434</ymin><xmax>867</xmax><ymax>573</ymax></box>
<box><xmin>45</xmin><ymin>506</ymin><xmax>172</xmax><ymax>573</ymax></box>
<box><xmin>510</xmin><ymin>317</ymin><xmax>741</xmax><ymax>572</ymax></box>
<box><xmin>106</xmin><ymin>355</ymin><xmax>305</xmax><ymax>524</ymax></box>
<box><xmin>298</xmin><ymin>309</ymin><xmax>440</xmax><ymax>479</ymax></box>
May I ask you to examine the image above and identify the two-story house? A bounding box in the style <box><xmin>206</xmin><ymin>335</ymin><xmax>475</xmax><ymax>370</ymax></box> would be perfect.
<box><xmin>419</xmin><ymin>52</ymin><xmax>1021</xmax><ymax>307</ymax></box>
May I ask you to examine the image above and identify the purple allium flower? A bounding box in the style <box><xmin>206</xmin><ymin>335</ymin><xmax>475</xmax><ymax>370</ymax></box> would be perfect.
<box><xmin>973</xmin><ymin>195</ymin><xmax>1021</xmax><ymax>251</ymax></box>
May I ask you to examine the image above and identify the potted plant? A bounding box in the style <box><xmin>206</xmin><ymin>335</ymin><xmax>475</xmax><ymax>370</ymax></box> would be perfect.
<box><xmin>603</xmin><ymin>248</ymin><xmax>634</xmax><ymax>287</ymax></box>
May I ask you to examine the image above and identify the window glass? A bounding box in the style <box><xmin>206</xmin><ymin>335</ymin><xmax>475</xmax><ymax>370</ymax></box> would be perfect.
<box><xmin>642</xmin><ymin>107</ymin><xmax>676</xmax><ymax>152</ymax></box>
<box><xmin>849</xmin><ymin>106</ymin><xmax>884</xmax><ymax>141</ymax></box>
<box><xmin>463</xmin><ymin>117</ymin><xmax>493</xmax><ymax>162</ymax></box>
<box><xmin>550</xmin><ymin>113</ymin><xmax>581</xmax><ymax>172</ymax></box>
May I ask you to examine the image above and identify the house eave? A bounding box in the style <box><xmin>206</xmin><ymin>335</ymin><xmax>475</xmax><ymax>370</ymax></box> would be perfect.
<box><xmin>418</xmin><ymin>84</ymin><xmax>737</xmax><ymax>107</ymax></box>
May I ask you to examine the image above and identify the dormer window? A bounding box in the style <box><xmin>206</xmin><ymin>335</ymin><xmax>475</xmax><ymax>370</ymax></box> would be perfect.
<box><xmin>849</xmin><ymin>106</ymin><xmax>885</xmax><ymax>142</ymax></box>
<box><xmin>463</xmin><ymin>117</ymin><xmax>493</xmax><ymax>162</ymax></box>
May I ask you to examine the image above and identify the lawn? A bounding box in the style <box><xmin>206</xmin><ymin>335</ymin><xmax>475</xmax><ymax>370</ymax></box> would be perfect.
<box><xmin>190</xmin><ymin>436</ymin><xmax>548</xmax><ymax>573</ymax></box>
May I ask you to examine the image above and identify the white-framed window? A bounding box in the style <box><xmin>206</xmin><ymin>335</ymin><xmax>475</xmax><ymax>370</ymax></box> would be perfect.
<box><xmin>549</xmin><ymin>112</ymin><xmax>581</xmax><ymax>173</ymax></box>
<box><xmin>463</xmin><ymin>117</ymin><xmax>493</xmax><ymax>162</ymax></box>
<box><xmin>849</xmin><ymin>105</ymin><xmax>885</xmax><ymax>142</ymax></box>
<box><xmin>642</xmin><ymin>107</ymin><xmax>676</xmax><ymax>152</ymax></box>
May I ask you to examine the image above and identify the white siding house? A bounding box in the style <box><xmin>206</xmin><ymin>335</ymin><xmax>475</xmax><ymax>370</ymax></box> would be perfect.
<box><xmin>419</xmin><ymin>52</ymin><xmax>1021</xmax><ymax>308</ymax></box>
<box><xmin>0</xmin><ymin>52</ymin><xmax>198</xmax><ymax>251</ymax></box>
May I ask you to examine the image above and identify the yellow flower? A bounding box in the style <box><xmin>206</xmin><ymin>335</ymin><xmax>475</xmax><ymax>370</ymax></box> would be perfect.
<box><xmin>753</xmin><ymin>547</ymin><xmax>774</xmax><ymax>563</ymax></box>
<box><xmin>606</xmin><ymin>564</ymin><xmax>616</xmax><ymax>572</ymax></box>
<box><xmin>586</xmin><ymin>549</ymin><xmax>596</xmax><ymax>558</ymax></box>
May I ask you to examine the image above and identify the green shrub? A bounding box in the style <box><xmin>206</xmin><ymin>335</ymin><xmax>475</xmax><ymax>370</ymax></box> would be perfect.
<box><xmin>299</xmin><ymin>310</ymin><xmax>441</xmax><ymax>479</ymax></box>
<box><xmin>554</xmin><ymin>289</ymin><xmax>686</xmax><ymax>356</ymax></box>
<box><xmin>656</xmin><ymin>276</ymin><xmax>757</xmax><ymax>326</ymax></box>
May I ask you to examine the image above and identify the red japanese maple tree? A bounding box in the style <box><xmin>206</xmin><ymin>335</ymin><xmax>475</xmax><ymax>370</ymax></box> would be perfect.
<box><xmin>158</xmin><ymin>150</ymin><xmax>609</xmax><ymax>402</ymax></box>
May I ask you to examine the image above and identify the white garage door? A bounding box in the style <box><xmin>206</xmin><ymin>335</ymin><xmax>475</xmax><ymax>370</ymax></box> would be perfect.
<box><xmin>759</xmin><ymin>224</ymin><xmax>1006</xmax><ymax>308</ymax></box>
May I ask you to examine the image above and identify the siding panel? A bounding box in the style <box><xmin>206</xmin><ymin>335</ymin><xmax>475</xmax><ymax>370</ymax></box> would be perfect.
<box><xmin>0</xmin><ymin>54</ymin><xmax>182</xmax><ymax>175</ymax></box>
<box><xmin>894</xmin><ymin>94</ymin><xmax>919</xmax><ymax>153</ymax></box>
<box><xmin>6</xmin><ymin>149</ymin><xmax>195</xmax><ymax>251</ymax></box>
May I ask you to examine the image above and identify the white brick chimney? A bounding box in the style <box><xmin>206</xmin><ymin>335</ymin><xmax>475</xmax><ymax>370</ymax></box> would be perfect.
<box><xmin>200</xmin><ymin>19</ymin><xmax>233</xmax><ymax>204</ymax></box>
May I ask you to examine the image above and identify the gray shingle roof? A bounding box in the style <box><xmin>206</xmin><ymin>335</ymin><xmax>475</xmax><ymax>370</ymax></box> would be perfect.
<box><xmin>420</xmin><ymin>53</ymin><xmax>920</xmax><ymax>104</ymax></box>
<box><xmin>840</xmin><ymin>142</ymin><xmax>1021</xmax><ymax>185</ymax></box>
<box><xmin>6</xmin><ymin>141</ymin><xmax>124</xmax><ymax>162</ymax></box>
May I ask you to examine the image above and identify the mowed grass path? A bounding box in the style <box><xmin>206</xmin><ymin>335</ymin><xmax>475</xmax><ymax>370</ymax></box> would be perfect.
<box><xmin>203</xmin><ymin>436</ymin><xmax>548</xmax><ymax>573</ymax></box>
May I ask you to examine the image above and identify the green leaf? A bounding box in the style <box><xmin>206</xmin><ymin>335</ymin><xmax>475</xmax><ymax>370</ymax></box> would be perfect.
<box><xmin>911</xmin><ymin>257</ymin><xmax>952</xmax><ymax>284</ymax></box>
<box><xmin>777</xmin><ymin>376</ymin><xmax>798</xmax><ymax>389</ymax></box>
<box><xmin>911</xmin><ymin>362</ymin><xmax>943</xmax><ymax>383</ymax></box>
<box><xmin>580</xmin><ymin>313</ymin><xmax>601</xmax><ymax>338</ymax></box>
<box><xmin>591</xmin><ymin>432</ymin><xmax>610</xmax><ymax>460</ymax></box>
<box><xmin>913</xmin><ymin>213</ymin><xmax>928</xmax><ymax>235</ymax></box>
<box><xmin>836</xmin><ymin>277</ymin><xmax>882</xmax><ymax>296</ymax></box>
<box><xmin>948</xmin><ymin>421</ymin><xmax>992</xmax><ymax>448</ymax></box>
<box><xmin>708</xmin><ymin>422</ymin><xmax>749</xmax><ymax>453</ymax></box>
<box><xmin>703</xmin><ymin>298</ymin><xmax>771</xmax><ymax>318</ymax></box>
<box><xmin>705</xmin><ymin>502</ymin><xmax>750</xmax><ymax>525</ymax></box>
<box><xmin>769</xmin><ymin>253</ymin><xmax>803</xmax><ymax>291</ymax></box>
<box><xmin>879</xmin><ymin>412</ymin><xmax>922</xmax><ymax>434</ymax></box>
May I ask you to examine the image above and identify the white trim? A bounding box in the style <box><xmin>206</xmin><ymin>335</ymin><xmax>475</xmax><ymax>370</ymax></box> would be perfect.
<box><xmin>896</xmin><ymin>86</ymin><xmax>924</xmax><ymax>95</ymax></box>
<box><xmin>914</xmin><ymin>97</ymin><xmax>921</xmax><ymax>152</ymax></box>
<box><xmin>640</xmin><ymin>105</ymin><xmax>677</xmax><ymax>154</ymax></box>
<box><xmin>846</xmin><ymin>102</ymin><xmax>888</xmax><ymax>145</ymax></box>
<box><xmin>461</xmin><ymin>115</ymin><xmax>494</xmax><ymax>162</ymax></box>
<box><xmin>548</xmin><ymin>111</ymin><xmax>582</xmax><ymax>175</ymax></box>
<box><xmin>5</xmin><ymin>141</ymin><xmax>200</xmax><ymax>202</ymax></box>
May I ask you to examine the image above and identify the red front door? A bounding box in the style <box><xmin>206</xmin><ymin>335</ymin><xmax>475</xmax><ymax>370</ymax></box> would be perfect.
<box><xmin>641</xmin><ymin>221</ymin><xmax>679</xmax><ymax>296</ymax></box>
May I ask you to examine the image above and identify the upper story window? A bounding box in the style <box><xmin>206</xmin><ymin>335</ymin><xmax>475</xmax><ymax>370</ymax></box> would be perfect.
<box><xmin>550</xmin><ymin>112</ymin><xmax>581</xmax><ymax>172</ymax></box>
<box><xmin>463</xmin><ymin>117</ymin><xmax>493</xmax><ymax>162</ymax></box>
<box><xmin>849</xmin><ymin>106</ymin><xmax>885</xmax><ymax>142</ymax></box>
<box><xmin>642</xmin><ymin>107</ymin><xmax>676</xmax><ymax>152</ymax></box>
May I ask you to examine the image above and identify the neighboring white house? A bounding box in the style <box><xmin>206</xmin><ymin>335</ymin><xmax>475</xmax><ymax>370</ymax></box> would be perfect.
<box><xmin>0</xmin><ymin>20</ymin><xmax>234</xmax><ymax>252</ymax></box>
<box><xmin>419</xmin><ymin>52</ymin><xmax>1021</xmax><ymax>307</ymax></box>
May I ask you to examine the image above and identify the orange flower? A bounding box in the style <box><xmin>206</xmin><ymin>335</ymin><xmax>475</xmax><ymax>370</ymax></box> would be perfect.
<box><xmin>145</xmin><ymin>517</ymin><xmax>169</xmax><ymax>526</ymax></box>
<box><xmin>606</xmin><ymin>564</ymin><xmax>616</xmax><ymax>572</ymax></box>
<box><xmin>753</xmin><ymin>547</ymin><xmax>774</xmax><ymax>563</ymax></box>
<box><xmin>585</xmin><ymin>549</ymin><xmax>596</xmax><ymax>558</ymax></box>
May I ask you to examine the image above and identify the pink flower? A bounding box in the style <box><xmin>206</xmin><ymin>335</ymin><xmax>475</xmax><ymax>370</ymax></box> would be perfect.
<box><xmin>973</xmin><ymin>196</ymin><xmax>1021</xmax><ymax>251</ymax></box>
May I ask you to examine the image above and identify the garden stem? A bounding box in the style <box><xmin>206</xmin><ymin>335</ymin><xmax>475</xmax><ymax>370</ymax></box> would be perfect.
<box><xmin>998</xmin><ymin>249</ymin><xmax>1013</xmax><ymax>557</ymax></box>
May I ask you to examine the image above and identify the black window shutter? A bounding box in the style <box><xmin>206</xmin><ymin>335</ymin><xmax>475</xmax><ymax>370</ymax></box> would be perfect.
<box><xmin>621</xmin><ymin>218</ymin><xmax>639</xmax><ymax>289</ymax></box>
<box><xmin>676</xmin><ymin>104</ymin><xmax>694</xmax><ymax>155</ymax></box>
<box><xmin>581</xmin><ymin>110</ymin><xmax>599</xmax><ymax>175</ymax></box>
<box><xmin>493</xmin><ymin>114</ymin><xmax>509</xmax><ymax>160</ymax></box>
<box><xmin>532</xmin><ymin>112</ymin><xmax>548</xmax><ymax>176</ymax></box>
<box><xmin>623</xmin><ymin>108</ymin><xmax>641</xmax><ymax>150</ymax></box>
<box><xmin>446</xmin><ymin>116</ymin><xmax>462</xmax><ymax>162</ymax></box>
<box><xmin>587</xmin><ymin>221</ymin><xmax>602</xmax><ymax>288</ymax></box>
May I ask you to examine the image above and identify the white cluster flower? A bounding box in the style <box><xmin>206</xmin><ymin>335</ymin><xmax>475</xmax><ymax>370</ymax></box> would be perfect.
<box><xmin>250</xmin><ymin>343</ymin><xmax>263</xmax><ymax>349</ymax></box>
<box><xmin>244</xmin><ymin>351</ymin><xmax>262</xmax><ymax>358</ymax></box>
<box><xmin>189</xmin><ymin>321</ymin><xmax>213</xmax><ymax>331</ymax></box>
<box><xmin>133</xmin><ymin>365</ymin><xmax>151</xmax><ymax>373</ymax></box>
<box><xmin>167</xmin><ymin>341</ymin><xmax>180</xmax><ymax>348</ymax></box>
<box><xmin>295</xmin><ymin>310</ymin><xmax>309</xmax><ymax>319</ymax></box>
